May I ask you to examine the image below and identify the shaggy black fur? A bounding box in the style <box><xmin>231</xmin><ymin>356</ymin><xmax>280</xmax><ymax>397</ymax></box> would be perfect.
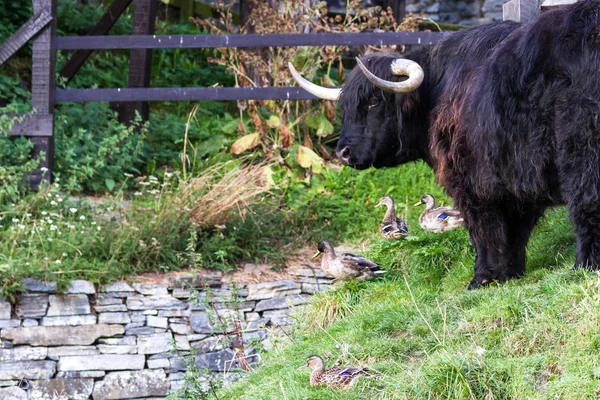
<box><xmin>336</xmin><ymin>0</ymin><xmax>600</xmax><ymax>289</ymax></box>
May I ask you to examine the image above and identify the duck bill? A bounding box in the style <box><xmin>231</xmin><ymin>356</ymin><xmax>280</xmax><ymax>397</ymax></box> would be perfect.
<box><xmin>374</xmin><ymin>201</ymin><xmax>383</xmax><ymax>208</ymax></box>
<box><xmin>299</xmin><ymin>362</ymin><xmax>308</xmax><ymax>369</ymax></box>
<box><xmin>413</xmin><ymin>201</ymin><xmax>422</xmax><ymax>207</ymax></box>
<box><xmin>312</xmin><ymin>251</ymin><xmax>322</xmax><ymax>259</ymax></box>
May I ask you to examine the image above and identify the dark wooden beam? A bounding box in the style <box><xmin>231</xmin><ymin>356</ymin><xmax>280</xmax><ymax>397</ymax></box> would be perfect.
<box><xmin>6</xmin><ymin>113</ymin><xmax>54</xmax><ymax>136</ymax></box>
<box><xmin>28</xmin><ymin>0</ymin><xmax>57</xmax><ymax>189</ymax></box>
<box><xmin>387</xmin><ymin>0</ymin><xmax>406</xmax><ymax>24</ymax></box>
<box><xmin>55</xmin><ymin>31</ymin><xmax>451</xmax><ymax>50</ymax></box>
<box><xmin>56</xmin><ymin>87</ymin><xmax>321</xmax><ymax>102</ymax></box>
<box><xmin>118</xmin><ymin>0</ymin><xmax>157</xmax><ymax>124</ymax></box>
<box><xmin>59</xmin><ymin>0</ymin><xmax>133</xmax><ymax>83</ymax></box>
<box><xmin>0</xmin><ymin>10</ymin><xmax>53</xmax><ymax>65</ymax></box>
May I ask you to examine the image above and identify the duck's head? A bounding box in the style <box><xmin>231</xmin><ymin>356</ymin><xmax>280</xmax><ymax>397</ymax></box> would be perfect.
<box><xmin>300</xmin><ymin>355</ymin><xmax>325</xmax><ymax>371</ymax></box>
<box><xmin>375</xmin><ymin>195</ymin><xmax>395</xmax><ymax>209</ymax></box>
<box><xmin>313</xmin><ymin>241</ymin><xmax>334</xmax><ymax>258</ymax></box>
<box><xmin>414</xmin><ymin>194</ymin><xmax>435</xmax><ymax>208</ymax></box>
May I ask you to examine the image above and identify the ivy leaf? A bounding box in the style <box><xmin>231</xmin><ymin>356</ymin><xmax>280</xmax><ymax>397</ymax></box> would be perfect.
<box><xmin>221</xmin><ymin>118</ymin><xmax>240</xmax><ymax>135</ymax></box>
<box><xmin>105</xmin><ymin>178</ymin><xmax>116</xmax><ymax>191</ymax></box>
<box><xmin>267</xmin><ymin>115</ymin><xmax>281</xmax><ymax>128</ymax></box>
<box><xmin>231</xmin><ymin>133</ymin><xmax>260</xmax><ymax>155</ymax></box>
<box><xmin>297</xmin><ymin>145</ymin><xmax>324</xmax><ymax>173</ymax></box>
<box><xmin>304</xmin><ymin>115</ymin><xmax>334</xmax><ymax>137</ymax></box>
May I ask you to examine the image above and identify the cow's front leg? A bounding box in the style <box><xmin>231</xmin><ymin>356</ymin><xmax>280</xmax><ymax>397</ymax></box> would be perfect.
<box><xmin>463</xmin><ymin>204</ymin><xmax>511</xmax><ymax>290</ymax></box>
<box><xmin>569</xmin><ymin>205</ymin><xmax>600</xmax><ymax>270</ymax></box>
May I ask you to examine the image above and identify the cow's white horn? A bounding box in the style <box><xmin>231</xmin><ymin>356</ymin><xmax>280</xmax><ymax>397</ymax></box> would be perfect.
<box><xmin>288</xmin><ymin>62</ymin><xmax>341</xmax><ymax>101</ymax></box>
<box><xmin>355</xmin><ymin>57</ymin><xmax>424</xmax><ymax>94</ymax></box>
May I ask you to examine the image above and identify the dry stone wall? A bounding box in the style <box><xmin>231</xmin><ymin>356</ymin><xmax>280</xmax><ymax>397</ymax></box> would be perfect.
<box><xmin>0</xmin><ymin>269</ymin><xmax>332</xmax><ymax>399</ymax></box>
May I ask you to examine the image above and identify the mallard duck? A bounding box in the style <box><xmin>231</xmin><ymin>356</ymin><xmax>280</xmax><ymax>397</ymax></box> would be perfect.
<box><xmin>313</xmin><ymin>241</ymin><xmax>384</xmax><ymax>281</ymax></box>
<box><xmin>375</xmin><ymin>195</ymin><xmax>409</xmax><ymax>240</ymax></box>
<box><xmin>301</xmin><ymin>354</ymin><xmax>370</xmax><ymax>389</ymax></box>
<box><xmin>414</xmin><ymin>194</ymin><xmax>464</xmax><ymax>233</ymax></box>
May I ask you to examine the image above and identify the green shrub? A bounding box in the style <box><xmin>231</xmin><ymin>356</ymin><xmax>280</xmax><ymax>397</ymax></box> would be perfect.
<box><xmin>54</xmin><ymin>102</ymin><xmax>147</xmax><ymax>192</ymax></box>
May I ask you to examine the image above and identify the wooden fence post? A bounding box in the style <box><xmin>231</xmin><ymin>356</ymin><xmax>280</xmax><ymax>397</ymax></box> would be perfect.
<box><xmin>28</xmin><ymin>0</ymin><xmax>57</xmax><ymax>189</ymax></box>
<box><xmin>117</xmin><ymin>0</ymin><xmax>157</xmax><ymax>125</ymax></box>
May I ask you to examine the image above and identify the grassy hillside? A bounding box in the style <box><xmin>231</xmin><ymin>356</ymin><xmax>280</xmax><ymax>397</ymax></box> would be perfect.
<box><xmin>218</xmin><ymin>162</ymin><xmax>600</xmax><ymax>399</ymax></box>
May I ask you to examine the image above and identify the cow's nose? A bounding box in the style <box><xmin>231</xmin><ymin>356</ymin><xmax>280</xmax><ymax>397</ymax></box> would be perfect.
<box><xmin>336</xmin><ymin>146</ymin><xmax>351</xmax><ymax>164</ymax></box>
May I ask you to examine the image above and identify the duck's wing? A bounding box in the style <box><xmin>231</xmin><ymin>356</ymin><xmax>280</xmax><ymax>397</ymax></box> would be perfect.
<box><xmin>340</xmin><ymin>253</ymin><xmax>383</xmax><ymax>273</ymax></box>
<box><xmin>381</xmin><ymin>219</ymin><xmax>409</xmax><ymax>236</ymax></box>
<box><xmin>329</xmin><ymin>366</ymin><xmax>369</xmax><ymax>378</ymax></box>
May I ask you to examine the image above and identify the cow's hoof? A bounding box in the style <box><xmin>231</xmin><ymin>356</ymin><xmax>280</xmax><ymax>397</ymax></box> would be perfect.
<box><xmin>467</xmin><ymin>278</ymin><xmax>490</xmax><ymax>290</ymax></box>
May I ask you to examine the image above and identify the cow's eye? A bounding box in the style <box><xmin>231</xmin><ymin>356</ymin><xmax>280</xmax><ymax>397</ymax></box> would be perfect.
<box><xmin>368</xmin><ymin>98</ymin><xmax>380</xmax><ymax>109</ymax></box>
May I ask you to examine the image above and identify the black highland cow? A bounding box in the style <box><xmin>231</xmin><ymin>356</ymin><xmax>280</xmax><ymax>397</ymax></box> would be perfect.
<box><xmin>289</xmin><ymin>0</ymin><xmax>600</xmax><ymax>289</ymax></box>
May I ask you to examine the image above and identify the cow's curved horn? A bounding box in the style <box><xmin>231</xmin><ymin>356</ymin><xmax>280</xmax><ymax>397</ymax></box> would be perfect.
<box><xmin>288</xmin><ymin>62</ymin><xmax>341</xmax><ymax>101</ymax></box>
<box><xmin>355</xmin><ymin>57</ymin><xmax>424</xmax><ymax>94</ymax></box>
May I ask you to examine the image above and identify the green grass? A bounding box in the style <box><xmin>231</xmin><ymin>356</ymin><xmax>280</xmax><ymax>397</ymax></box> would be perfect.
<box><xmin>216</xmin><ymin>162</ymin><xmax>600</xmax><ymax>399</ymax></box>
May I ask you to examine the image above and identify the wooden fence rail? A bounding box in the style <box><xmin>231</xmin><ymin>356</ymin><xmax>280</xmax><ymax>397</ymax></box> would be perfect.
<box><xmin>1</xmin><ymin>0</ymin><xmax>455</xmax><ymax>188</ymax></box>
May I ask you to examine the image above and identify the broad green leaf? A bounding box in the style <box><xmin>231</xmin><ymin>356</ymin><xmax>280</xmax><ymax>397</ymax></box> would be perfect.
<box><xmin>221</xmin><ymin>118</ymin><xmax>241</xmax><ymax>135</ymax></box>
<box><xmin>267</xmin><ymin>115</ymin><xmax>281</xmax><ymax>128</ymax></box>
<box><xmin>231</xmin><ymin>133</ymin><xmax>260</xmax><ymax>155</ymax></box>
<box><xmin>105</xmin><ymin>178</ymin><xmax>116</xmax><ymax>191</ymax></box>
<box><xmin>304</xmin><ymin>115</ymin><xmax>334</xmax><ymax>137</ymax></box>
<box><xmin>297</xmin><ymin>145</ymin><xmax>324</xmax><ymax>173</ymax></box>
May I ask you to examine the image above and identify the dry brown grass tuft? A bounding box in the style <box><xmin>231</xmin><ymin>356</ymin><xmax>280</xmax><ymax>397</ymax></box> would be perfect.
<box><xmin>186</xmin><ymin>161</ymin><xmax>272</xmax><ymax>229</ymax></box>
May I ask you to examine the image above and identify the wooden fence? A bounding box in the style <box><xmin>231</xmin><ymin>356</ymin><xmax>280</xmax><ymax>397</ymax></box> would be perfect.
<box><xmin>0</xmin><ymin>0</ymin><xmax>549</xmax><ymax>188</ymax></box>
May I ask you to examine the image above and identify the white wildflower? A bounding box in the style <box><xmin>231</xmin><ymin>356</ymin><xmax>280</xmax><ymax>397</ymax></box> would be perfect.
<box><xmin>41</xmin><ymin>211</ymin><xmax>47</xmax><ymax>216</ymax></box>
<box><xmin>26</xmin><ymin>213</ymin><xmax>32</xmax><ymax>217</ymax></box>
<box><xmin>47</xmin><ymin>238</ymin><xmax>52</xmax><ymax>241</ymax></box>
<box><xmin>50</xmin><ymin>225</ymin><xmax>57</xmax><ymax>231</ymax></box>
<box><xmin>475</xmin><ymin>346</ymin><xmax>486</xmax><ymax>356</ymax></box>
<box><xmin>41</xmin><ymin>167</ymin><xmax>48</xmax><ymax>172</ymax></box>
<box><xmin>12</xmin><ymin>218</ymin><xmax>18</xmax><ymax>222</ymax></box>
<box><xmin>164</xmin><ymin>172</ymin><xmax>173</xmax><ymax>178</ymax></box>
<box><xmin>69</xmin><ymin>208</ymin><xmax>77</xmax><ymax>213</ymax></box>
<box><xmin>91</xmin><ymin>221</ymin><xmax>96</xmax><ymax>225</ymax></box>
<box><xmin>50</xmin><ymin>200</ymin><xmax>57</xmax><ymax>205</ymax></box>
<box><xmin>18</xmin><ymin>224</ymin><xmax>25</xmax><ymax>230</ymax></box>
<box><xmin>134</xmin><ymin>192</ymin><xmax>143</xmax><ymax>196</ymax></box>
<box><xmin>97</xmin><ymin>226</ymin><xmax>101</xmax><ymax>231</ymax></box>
<box><xmin>79</xmin><ymin>216</ymin><xmax>85</xmax><ymax>220</ymax></box>
<box><xmin>25</xmin><ymin>262</ymin><xmax>30</xmax><ymax>266</ymax></box>
<box><xmin>55</xmin><ymin>260</ymin><xmax>61</xmax><ymax>264</ymax></box>
<box><xmin>62</xmin><ymin>253</ymin><xmax>67</xmax><ymax>257</ymax></box>
<box><xmin>139</xmin><ymin>240</ymin><xmax>147</xmax><ymax>248</ymax></box>
<box><xmin>124</xmin><ymin>173</ymin><xmax>134</xmax><ymax>177</ymax></box>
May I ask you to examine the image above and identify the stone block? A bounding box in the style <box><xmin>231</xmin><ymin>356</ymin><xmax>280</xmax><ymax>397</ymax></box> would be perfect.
<box><xmin>66</xmin><ymin>280</ymin><xmax>96</xmax><ymax>294</ymax></box>
<box><xmin>130</xmin><ymin>312</ymin><xmax>147</xmax><ymax>323</ymax></box>
<box><xmin>0</xmin><ymin>386</ymin><xmax>27</xmax><ymax>399</ymax></box>
<box><xmin>98</xmin><ymin>312</ymin><xmax>131</xmax><ymax>324</ymax></box>
<box><xmin>22</xmin><ymin>319</ymin><xmax>38</xmax><ymax>327</ymax></box>
<box><xmin>170</xmin><ymin>349</ymin><xmax>238</xmax><ymax>372</ymax></box>
<box><xmin>16</xmin><ymin>294</ymin><xmax>48</xmax><ymax>318</ymax></box>
<box><xmin>147</xmin><ymin>316</ymin><xmax>168</xmax><ymax>329</ymax></box>
<box><xmin>31</xmin><ymin>378</ymin><xmax>94</xmax><ymax>400</ymax></box>
<box><xmin>21</xmin><ymin>279</ymin><xmax>56</xmax><ymax>293</ymax></box>
<box><xmin>246</xmin><ymin>280</ymin><xmax>301</xmax><ymax>300</ymax></box>
<box><xmin>47</xmin><ymin>346</ymin><xmax>99</xmax><ymax>357</ymax></box>
<box><xmin>0</xmin><ymin>320</ymin><xmax>20</xmax><ymax>329</ymax></box>
<box><xmin>2</xmin><ymin>324</ymin><xmax>124</xmax><ymax>346</ymax></box>
<box><xmin>255</xmin><ymin>295</ymin><xmax>309</xmax><ymax>312</ymax></box>
<box><xmin>47</xmin><ymin>294</ymin><xmax>90</xmax><ymax>316</ymax></box>
<box><xmin>0</xmin><ymin>302</ymin><xmax>10</xmax><ymax>320</ymax></box>
<box><xmin>125</xmin><ymin>326</ymin><xmax>155</xmax><ymax>336</ymax></box>
<box><xmin>289</xmin><ymin>267</ymin><xmax>333</xmax><ymax>279</ymax></box>
<box><xmin>190</xmin><ymin>335</ymin><xmax>226</xmax><ymax>353</ymax></box>
<box><xmin>170</xmin><ymin>323</ymin><xmax>193</xmax><ymax>335</ymax></box>
<box><xmin>133</xmin><ymin>283</ymin><xmax>169</xmax><ymax>296</ymax></box>
<box><xmin>93</xmin><ymin>304</ymin><xmax>128</xmax><ymax>313</ymax></box>
<box><xmin>126</xmin><ymin>295</ymin><xmax>186</xmax><ymax>311</ymax></box>
<box><xmin>301</xmin><ymin>282</ymin><xmax>334</xmax><ymax>294</ymax></box>
<box><xmin>97</xmin><ymin>336</ymin><xmax>136</xmax><ymax>346</ymax></box>
<box><xmin>0</xmin><ymin>361</ymin><xmax>56</xmax><ymax>380</ymax></box>
<box><xmin>91</xmin><ymin>369</ymin><xmax>169</xmax><ymax>399</ymax></box>
<box><xmin>100</xmin><ymin>281</ymin><xmax>134</xmax><ymax>293</ymax></box>
<box><xmin>97</xmin><ymin>345</ymin><xmax>137</xmax><ymax>354</ymax></box>
<box><xmin>58</xmin><ymin>354</ymin><xmax>145</xmax><ymax>371</ymax></box>
<box><xmin>172</xmin><ymin>288</ymin><xmax>191</xmax><ymax>299</ymax></box>
<box><xmin>263</xmin><ymin>309</ymin><xmax>294</xmax><ymax>326</ymax></box>
<box><xmin>158</xmin><ymin>309</ymin><xmax>190</xmax><ymax>318</ymax></box>
<box><xmin>95</xmin><ymin>296</ymin><xmax>123</xmax><ymax>306</ymax></box>
<box><xmin>142</xmin><ymin>309</ymin><xmax>158</xmax><ymax>315</ymax></box>
<box><xmin>189</xmin><ymin>312</ymin><xmax>213</xmax><ymax>334</ymax></box>
<box><xmin>137</xmin><ymin>332</ymin><xmax>172</xmax><ymax>355</ymax></box>
<box><xmin>147</xmin><ymin>358</ymin><xmax>170</xmax><ymax>369</ymax></box>
<box><xmin>0</xmin><ymin>346</ymin><xmax>47</xmax><ymax>362</ymax></box>
<box><xmin>174</xmin><ymin>335</ymin><xmax>190</xmax><ymax>351</ymax></box>
<box><xmin>41</xmin><ymin>315</ymin><xmax>97</xmax><ymax>326</ymax></box>
<box><xmin>56</xmin><ymin>370</ymin><xmax>106</xmax><ymax>379</ymax></box>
